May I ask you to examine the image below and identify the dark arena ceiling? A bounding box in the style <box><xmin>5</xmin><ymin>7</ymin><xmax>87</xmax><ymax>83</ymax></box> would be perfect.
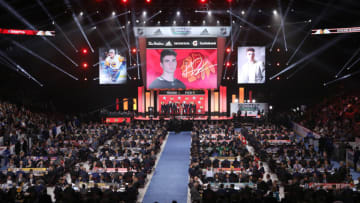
<box><xmin>0</xmin><ymin>0</ymin><xmax>359</xmax><ymax>112</ymax></box>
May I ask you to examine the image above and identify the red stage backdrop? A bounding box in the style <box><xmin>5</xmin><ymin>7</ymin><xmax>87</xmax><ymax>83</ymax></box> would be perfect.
<box><xmin>147</xmin><ymin>49</ymin><xmax>217</xmax><ymax>89</ymax></box>
<box><xmin>158</xmin><ymin>94</ymin><xmax>206</xmax><ymax>114</ymax></box>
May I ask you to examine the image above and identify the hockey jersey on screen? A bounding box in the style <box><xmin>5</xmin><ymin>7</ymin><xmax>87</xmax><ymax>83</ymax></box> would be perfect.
<box><xmin>105</xmin><ymin>55</ymin><xmax>125</xmax><ymax>70</ymax></box>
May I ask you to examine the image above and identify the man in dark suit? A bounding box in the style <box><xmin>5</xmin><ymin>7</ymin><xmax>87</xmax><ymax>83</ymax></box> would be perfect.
<box><xmin>202</xmin><ymin>186</ymin><xmax>216</xmax><ymax>203</ymax></box>
<box><xmin>15</xmin><ymin>138</ymin><xmax>28</xmax><ymax>155</ymax></box>
<box><xmin>354</xmin><ymin>147</ymin><xmax>360</xmax><ymax>171</ymax></box>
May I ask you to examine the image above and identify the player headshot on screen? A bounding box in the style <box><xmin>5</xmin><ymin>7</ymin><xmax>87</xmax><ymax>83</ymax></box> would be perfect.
<box><xmin>148</xmin><ymin>49</ymin><xmax>186</xmax><ymax>89</ymax></box>
<box><xmin>238</xmin><ymin>48</ymin><xmax>265</xmax><ymax>83</ymax></box>
<box><xmin>104</xmin><ymin>49</ymin><xmax>126</xmax><ymax>82</ymax></box>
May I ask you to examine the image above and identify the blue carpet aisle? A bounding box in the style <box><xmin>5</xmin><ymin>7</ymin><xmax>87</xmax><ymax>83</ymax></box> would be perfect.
<box><xmin>143</xmin><ymin>131</ymin><xmax>191</xmax><ymax>203</ymax></box>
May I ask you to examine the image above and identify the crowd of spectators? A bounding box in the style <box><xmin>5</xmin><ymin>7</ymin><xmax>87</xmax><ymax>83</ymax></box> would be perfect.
<box><xmin>297</xmin><ymin>95</ymin><xmax>360</xmax><ymax>141</ymax></box>
<box><xmin>243</xmin><ymin>124</ymin><xmax>360</xmax><ymax>203</ymax></box>
<box><xmin>0</xmin><ymin>101</ymin><xmax>168</xmax><ymax>202</ymax></box>
<box><xmin>188</xmin><ymin>121</ymin><xmax>280</xmax><ymax>202</ymax></box>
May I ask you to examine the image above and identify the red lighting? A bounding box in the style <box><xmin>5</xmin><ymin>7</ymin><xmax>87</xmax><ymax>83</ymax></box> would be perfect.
<box><xmin>276</xmin><ymin>48</ymin><xmax>280</xmax><ymax>52</ymax></box>
<box><xmin>200</xmin><ymin>0</ymin><xmax>207</xmax><ymax>3</ymax></box>
<box><xmin>121</xmin><ymin>0</ymin><xmax>128</xmax><ymax>3</ymax></box>
<box><xmin>82</xmin><ymin>48</ymin><xmax>88</xmax><ymax>54</ymax></box>
<box><xmin>226</xmin><ymin>47</ymin><xmax>231</xmax><ymax>53</ymax></box>
<box><xmin>82</xmin><ymin>62</ymin><xmax>88</xmax><ymax>68</ymax></box>
<box><xmin>227</xmin><ymin>0</ymin><xmax>233</xmax><ymax>3</ymax></box>
<box><xmin>145</xmin><ymin>0</ymin><xmax>151</xmax><ymax>3</ymax></box>
<box><xmin>226</xmin><ymin>62</ymin><xmax>231</xmax><ymax>67</ymax></box>
<box><xmin>131</xmin><ymin>48</ymin><xmax>137</xmax><ymax>54</ymax></box>
<box><xmin>276</xmin><ymin>76</ymin><xmax>280</xmax><ymax>80</ymax></box>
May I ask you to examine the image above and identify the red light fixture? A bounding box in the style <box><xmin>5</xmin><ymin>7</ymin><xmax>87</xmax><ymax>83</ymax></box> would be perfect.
<box><xmin>226</xmin><ymin>47</ymin><xmax>231</xmax><ymax>53</ymax></box>
<box><xmin>82</xmin><ymin>48</ymin><xmax>88</xmax><ymax>54</ymax></box>
<box><xmin>131</xmin><ymin>48</ymin><xmax>137</xmax><ymax>54</ymax></box>
<box><xmin>82</xmin><ymin>62</ymin><xmax>88</xmax><ymax>68</ymax></box>
<box><xmin>145</xmin><ymin>0</ymin><xmax>151</xmax><ymax>3</ymax></box>
<box><xmin>227</xmin><ymin>0</ymin><xmax>233</xmax><ymax>3</ymax></box>
<box><xmin>226</xmin><ymin>62</ymin><xmax>231</xmax><ymax>67</ymax></box>
<box><xmin>121</xmin><ymin>0</ymin><xmax>128</xmax><ymax>3</ymax></box>
<box><xmin>200</xmin><ymin>0</ymin><xmax>207</xmax><ymax>3</ymax></box>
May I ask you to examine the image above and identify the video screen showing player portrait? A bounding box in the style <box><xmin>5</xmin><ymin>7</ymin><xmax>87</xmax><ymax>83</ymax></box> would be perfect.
<box><xmin>237</xmin><ymin>46</ymin><xmax>266</xmax><ymax>84</ymax></box>
<box><xmin>146</xmin><ymin>38</ymin><xmax>218</xmax><ymax>89</ymax></box>
<box><xmin>99</xmin><ymin>48</ymin><xmax>127</xmax><ymax>84</ymax></box>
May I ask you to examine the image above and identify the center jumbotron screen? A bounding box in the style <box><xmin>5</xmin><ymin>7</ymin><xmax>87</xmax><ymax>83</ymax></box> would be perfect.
<box><xmin>146</xmin><ymin>38</ymin><xmax>218</xmax><ymax>89</ymax></box>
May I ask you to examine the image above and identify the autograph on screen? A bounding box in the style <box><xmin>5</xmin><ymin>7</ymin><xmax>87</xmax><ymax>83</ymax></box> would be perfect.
<box><xmin>180</xmin><ymin>53</ymin><xmax>216</xmax><ymax>82</ymax></box>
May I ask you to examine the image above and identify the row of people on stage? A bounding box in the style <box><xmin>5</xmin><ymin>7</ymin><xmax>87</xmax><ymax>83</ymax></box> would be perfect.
<box><xmin>160</xmin><ymin>102</ymin><xmax>197</xmax><ymax>115</ymax></box>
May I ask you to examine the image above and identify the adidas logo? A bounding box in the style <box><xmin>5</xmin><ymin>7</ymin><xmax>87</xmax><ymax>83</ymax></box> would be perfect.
<box><xmin>165</xmin><ymin>41</ymin><xmax>173</xmax><ymax>46</ymax></box>
<box><xmin>200</xmin><ymin>28</ymin><xmax>209</xmax><ymax>35</ymax></box>
<box><xmin>154</xmin><ymin>29</ymin><xmax>162</xmax><ymax>35</ymax></box>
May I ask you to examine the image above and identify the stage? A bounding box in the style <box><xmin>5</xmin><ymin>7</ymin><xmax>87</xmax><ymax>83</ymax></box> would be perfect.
<box><xmin>133</xmin><ymin>115</ymin><xmax>233</xmax><ymax>121</ymax></box>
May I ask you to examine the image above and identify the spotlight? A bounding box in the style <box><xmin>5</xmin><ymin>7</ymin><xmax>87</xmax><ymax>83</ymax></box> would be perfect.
<box><xmin>128</xmin><ymin>21</ymin><xmax>131</xmax><ymax>24</ymax></box>
<box><xmin>227</xmin><ymin>0</ymin><xmax>232</xmax><ymax>2</ymax></box>
<box><xmin>112</xmin><ymin>11</ymin><xmax>116</xmax><ymax>16</ymax></box>
<box><xmin>82</xmin><ymin>48</ymin><xmax>88</xmax><ymax>54</ymax></box>
<box><xmin>269</xmin><ymin>105</ymin><xmax>273</xmax><ymax>110</ymax></box>
<box><xmin>273</xmin><ymin>10</ymin><xmax>278</xmax><ymax>15</ymax></box>
<box><xmin>177</xmin><ymin>11</ymin><xmax>180</xmax><ymax>16</ymax></box>
<box><xmin>136</xmin><ymin>19</ymin><xmax>139</xmax><ymax>23</ymax></box>
<box><xmin>121</xmin><ymin>0</ymin><xmax>128</xmax><ymax>3</ymax></box>
<box><xmin>253</xmin><ymin>99</ymin><xmax>256</xmax><ymax>103</ymax></box>
<box><xmin>157</xmin><ymin>21</ymin><xmax>160</xmax><ymax>24</ymax></box>
<box><xmin>80</xmin><ymin>12</ymin><xmax>83</xmax><ymax>16</ymax></box>
<box><xmin>143</xmin><ymin>11</ymin><xmax>147</xmax><ymax>16</ymax></box>
<box><xmin>82</xmin><ymin>62</ymin><xmax>88</xmax><ymax>68</ymax></box>
<box><xmin>276</xmin><ymin>76</ymin><xmax>280</xmax><ymax>80</ymax></box>
<box><xmin>226</xmin><ymin>47</ymin><xmax>231</xmax><ymax>53</ymax></box>
<box><xmin>203</xmin><ymin>20</ymin><xmax>206</xmax><ymax>24</ymax></box>
<box><xmin>217</xmin><ymin>20</ymin><xmax>220</xmax><ymax>24</ymax></box>
<box><xmin>187</xmin><ymin>20</ymin><xmax>191</xmax><ymax>24</ymax></box>
<box><xmin>276</xmin><ymin>62</ymin><xmax>280</xmax><ymax>67</ymax></box>
<box><xmin>208</xmin><ymin>11</ymin><xmax>211</xmax><ymax>16</ymax></box>
<box><xmin>226</xmin><ymin>62</ymin><xmax>231</xmax><ymax>67</ymax></box>
<box><xmin>146</xmin><ymin>0</ymin><xmax>151</xmax><ymax>3</ymax></box>
<box><xmin>173</xmin><ymin>20</ymin><xmax>176</xmax><ymax>25</ymax></box>
<box><xmin>241</xmin><ymin>10</ymin><xmax>245</xmax><ymax>15</ymax></box>
<box><xmin>84</xmin><ymin>77</ymin><xmax>88</xmax><ymax>81</ymax></box>
<box><xmin>276</xmin><ymin>48</ymin><xmax>280</xmax><ymax>52</ymax></box>
<box><xmin>227</xmin><ymin>77</ymin><xmax>230</xmax><ymax>80</ymax></box>
<box><xmin>200</xmin><ymin>0</ymin><xmax>207</xmax><ymax>3</ymax></box>
<box><xmin>131</xmin><ymin>48</ymin><xmax>137</xmax><ymax>54</ymax></box>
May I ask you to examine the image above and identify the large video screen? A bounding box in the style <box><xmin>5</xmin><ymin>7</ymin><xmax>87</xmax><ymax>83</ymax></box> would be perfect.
<box><xmin>99</xmin><ymin>48</ymin><xmax>127</xmax><ymax>84</ymax></box>
<box><xmin>146</xmin><ymin>38</ymin><xmax>217</xmax><ymax>89</ymax></box>
<box><xmin>237</xmin><ymin>46</ymin><xmax>266</xmax><ymax>84</ymax></box>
